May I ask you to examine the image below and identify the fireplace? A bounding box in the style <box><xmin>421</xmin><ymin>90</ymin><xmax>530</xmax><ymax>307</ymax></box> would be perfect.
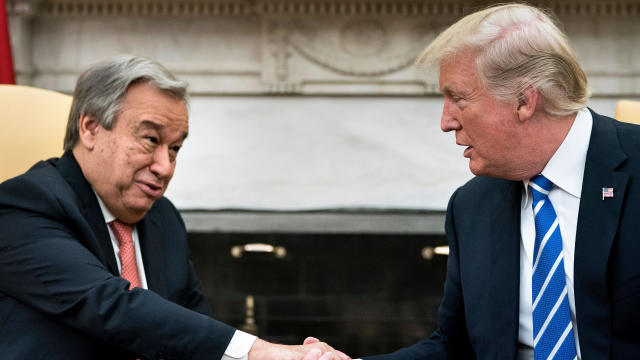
<box><xmin>185</xmin><ymin>210</ymin><xmax>448</xmax><ymax>357</ymax></box>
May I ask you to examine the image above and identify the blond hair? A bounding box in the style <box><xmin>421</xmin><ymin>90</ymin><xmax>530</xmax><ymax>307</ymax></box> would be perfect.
<box><xmin>418</xmin><ymin>3</ymin><xmax>589</xmax><ymax>116</ymax></box>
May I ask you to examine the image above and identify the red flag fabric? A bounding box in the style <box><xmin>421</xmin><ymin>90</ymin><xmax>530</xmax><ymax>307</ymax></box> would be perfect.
<box><xmin>0</xmin><ymin>0</ymin><xmax>15</xmax><ymax>84</ymax></box>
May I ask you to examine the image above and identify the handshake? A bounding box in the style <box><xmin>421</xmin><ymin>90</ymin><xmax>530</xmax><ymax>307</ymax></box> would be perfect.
<box><xmin>249</xmin><ymin>336</ymin><xmax>352</xmax><ymax>360</ymax></box>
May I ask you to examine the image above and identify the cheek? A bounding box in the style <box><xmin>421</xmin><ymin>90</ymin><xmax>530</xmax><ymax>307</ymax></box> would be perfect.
<box><xmin>125</xmin><ymin>147</ymin><xmax>135</xmax><ymax>172</ymax></box>
<box><xmin>117</xmin><ymin>146</ymin><xmax>148</xmax><ymax>183</ymax></box>
<box><xmin>94</xmin><ymin>137</ymin><xmax>119</xmax><ymax>174</ymax></box>
<box><xmin>122</xmin><ymin>146</ymin><xmax>137</xmax><ymax>172</ymax></box>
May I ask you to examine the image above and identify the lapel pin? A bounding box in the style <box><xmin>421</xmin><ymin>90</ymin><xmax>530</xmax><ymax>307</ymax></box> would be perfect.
<box><xmin>602</xmin><ymin>187</ymin><xmax>614</xmax><ymax>200</ymax></box>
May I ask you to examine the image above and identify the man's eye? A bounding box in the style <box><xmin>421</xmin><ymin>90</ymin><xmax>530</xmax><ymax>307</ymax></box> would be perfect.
<box><xmin>145</xmin><ymin>136</ymin><xmax>158</xmax><ymax>144</ymax></box>
<box><xmin>171</xmin><ymin>145</ymin><xmax>181</xmax><ymax>153</ymax></box>
<box><xmin>451</xmin><ymin>96</ymin><xmax>466</xmax><ymax>109</ymax></box>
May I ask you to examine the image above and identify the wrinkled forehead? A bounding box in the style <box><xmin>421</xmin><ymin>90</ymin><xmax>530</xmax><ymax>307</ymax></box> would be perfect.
<box><xmin>116</xmin><ymin>82</ymin><xmax>190</xmax><ymax>134</ymax></box>
<box><xmin>438</xmin><ymin>53</ymin><xmax>481</xmax><ymax>87</ymax></box>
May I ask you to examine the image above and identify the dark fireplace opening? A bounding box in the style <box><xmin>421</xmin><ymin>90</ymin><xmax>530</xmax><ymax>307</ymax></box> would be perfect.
<box><xmin>188</xmin><ymin>232</ymin><xmax>448</xmax><ymax>357</ymax></box>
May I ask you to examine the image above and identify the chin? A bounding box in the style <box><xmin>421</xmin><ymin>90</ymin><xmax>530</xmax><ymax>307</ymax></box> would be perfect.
<box><xmin>122</xmin><ymin>200</ymin><xmax>155</xmax><ymax>221</ymax></box>
<box><xmin>468</xmin><ymin>163</ymin><xmax>487</xmax><ymax>177</ymax></box>
<box><xmin>468</xmin><ymin>159</ymin><xmax>502</xmax><ymax>178</ymax></box>
<box><xmin>121</xmin><ymin>209</ymin><xmax>150</xmax><ymax>224</ymax></box>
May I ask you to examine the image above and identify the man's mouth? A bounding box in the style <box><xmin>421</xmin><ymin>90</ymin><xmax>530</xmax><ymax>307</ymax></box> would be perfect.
<box><xmin>136</xmin><ymin>181</ymin><xmax>163</xmax><ymax>198</ymax></box>
<box><xmin>463</xmin><ymin>146</ymin><xmax>473</xmax><ymax>158</ymax></box>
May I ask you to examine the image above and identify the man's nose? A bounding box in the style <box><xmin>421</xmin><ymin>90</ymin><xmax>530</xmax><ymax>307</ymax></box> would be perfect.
<box><xmin>440</xmin><ymin>99</ymin><xmax>461</xmax><ymax>132</ymax></box>
<box><xmin>150</xmin><ymin>146</ymin><xmax>173</xmax><ymax>178</ymax></box>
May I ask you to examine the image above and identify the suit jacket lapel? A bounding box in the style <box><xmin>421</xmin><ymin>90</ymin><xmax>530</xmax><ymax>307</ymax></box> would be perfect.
<box><xmin>56</xmin><ymin>151</ymin><xmax>120</xmax><ymax>275</ymax></box>
<box><xmin>137</xmin><ymin>212</ymin><xmax>168</xmax><ymax>297</ymax></box>
<box><xmin>57</xmin><ymin>152</ymin><xmax>169</xmax><ymax>296</ymax></box>
<box><xmin>485</xmin><ymin>180</ymin><xmax>522</xmax><ymax>359</ymax></box>
<box><xmin>574</xmin><ymin>110</ymin><xmax>629</xmax><ymax>358</ymax></box>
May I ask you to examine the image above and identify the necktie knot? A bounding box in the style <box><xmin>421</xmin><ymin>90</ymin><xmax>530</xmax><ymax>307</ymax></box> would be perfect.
<box><xmin>529</xmin><ymin>174</ymin><xmax>553</xmax><ymax>202</ymax></box>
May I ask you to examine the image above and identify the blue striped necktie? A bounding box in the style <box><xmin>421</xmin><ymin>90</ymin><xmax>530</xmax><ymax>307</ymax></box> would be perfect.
<box><xmin>529</xmin><ymin>175</ymin><xmax>577</xmax><ymax>360</ymax></box>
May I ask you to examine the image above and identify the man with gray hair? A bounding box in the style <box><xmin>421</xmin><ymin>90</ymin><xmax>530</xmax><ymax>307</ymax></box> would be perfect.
<box><xmin>359</xmin><ymin>3</ymin><xmax>640</xmax><ymax>359</ymax></box>
<box><xmin>0</xmin><ymin>55</ymin><xmax>348</xmax><ymax>360</ymax></box>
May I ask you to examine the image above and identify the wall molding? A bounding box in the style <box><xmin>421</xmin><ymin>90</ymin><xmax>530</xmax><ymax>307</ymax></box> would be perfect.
<box><xmin>8</xmin><ymin>0</ymin><xmax>640</xmax><ymax>18</ymax></box>
<box><xmin>7</xmin><ymin>0</ymin><xmax>640</xmax><ymax>96</ymax></box>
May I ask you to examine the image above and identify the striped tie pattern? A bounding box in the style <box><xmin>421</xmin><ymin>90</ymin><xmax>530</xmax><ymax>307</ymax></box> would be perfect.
<box><xmin>529</xmin><ymin>175</ymin><xmax>577</xmax><ymax>360</ymax></box>
<box><xmin>109</xmin><ymin>220</ymin><xmax>142</xmax><ymax>290</ymax></box>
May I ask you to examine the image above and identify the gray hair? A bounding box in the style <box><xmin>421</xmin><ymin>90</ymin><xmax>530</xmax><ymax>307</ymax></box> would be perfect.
<box><xmin>63</xmin><ymin>55</ymin><xmax>189</xmax><ymax>151</ymax></box>
<box><xmin>418</xmin><ymin>3</ymin><xmax>589</xmax><ymax>116</ymax></box>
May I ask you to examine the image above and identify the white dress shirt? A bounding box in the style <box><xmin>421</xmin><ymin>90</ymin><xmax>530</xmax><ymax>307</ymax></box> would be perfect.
<box><xmin>95</xmin><ymin>194</ymin><xmax>256</xmax><ymax>359</ymax></box>
<box><xmin>517</xmin><ymin>108</ymin><xmax>593</xmax><ymax>359</ymax></box>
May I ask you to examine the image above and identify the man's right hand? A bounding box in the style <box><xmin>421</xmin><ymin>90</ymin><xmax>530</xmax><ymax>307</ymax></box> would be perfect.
<box><xmin>248</xmin><ymin>338</ymin><xmax>350</xmax><ymax>360</ymax></box>
<box><xmin>303</xmin><ymin>349</ymin><xmax>337</xmax><ymax>360</ymax></box>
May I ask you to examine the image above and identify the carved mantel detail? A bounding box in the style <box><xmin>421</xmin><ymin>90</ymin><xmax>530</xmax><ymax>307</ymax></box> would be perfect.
<box><xmin>291</xmin><ymin>19</ymin><xmax>432</xmax><ymax>76</ymax></box>
<box><xmin>260</xmin><ymin>16</ymin><xmax>440</xmax><ymax>94</ymax></box>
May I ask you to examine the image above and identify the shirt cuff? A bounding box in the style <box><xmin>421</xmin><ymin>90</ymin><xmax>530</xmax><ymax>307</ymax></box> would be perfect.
<box><xmin>221</xmin><ymin>330</ymin><xmax>257</xmax><ymax>360</ymax></box>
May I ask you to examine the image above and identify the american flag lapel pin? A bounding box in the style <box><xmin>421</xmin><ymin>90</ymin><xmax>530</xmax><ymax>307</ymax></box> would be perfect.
<box><xmin>602</xmin><ymin>187</ymin><xmax>614</xmax><ymax>200</ymax></box>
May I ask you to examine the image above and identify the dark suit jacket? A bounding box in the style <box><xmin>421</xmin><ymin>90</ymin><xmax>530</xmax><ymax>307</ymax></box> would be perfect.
<box><xmin>366</xmin><ymin>110</ymin><xmax>640</xmax><ymax>359</ymax></box>
<box><xmin>0</xmin><ymin>152</ymin><xmax>235</xmax><ymax>359</ymax></box>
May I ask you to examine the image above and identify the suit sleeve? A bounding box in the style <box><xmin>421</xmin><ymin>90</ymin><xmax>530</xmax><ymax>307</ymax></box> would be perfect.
<box><xmin>364</xmin><ymin>189</ymin><xmax>474</xmax><ymax>360</ymax></box>
<box><xmin>0</xmin><ymin>196</ymin><xmax>235</xmax><ymax>360</ymax></box>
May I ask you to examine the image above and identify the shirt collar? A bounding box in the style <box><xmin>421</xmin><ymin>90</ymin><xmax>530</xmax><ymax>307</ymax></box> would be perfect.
<box><xmin>522</xmin><ymin>108</ymin><xmax>593</xmax><ymax>207</ymax></box>
<box><xmin>94</xmin><ymin>190</ymin><xmax>116</xmax><ymax>224</ymax></box>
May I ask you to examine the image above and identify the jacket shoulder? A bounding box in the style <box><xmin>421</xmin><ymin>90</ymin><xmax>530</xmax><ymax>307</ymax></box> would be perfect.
<box><xmin>453</xmin><ymin>176</ymin><xmax>516</xmax><ymax>204</ymax></box>
<box><xmin>610</xmin><ymin>117</ymin><xmax>640</xmax><ymax>160</ymax></box>
<box><xmin>590</xmin><ymin>110</ymin><xmax>640</xmax><ymax>170</ymax></box>
<box><xmin>0</xmin><ymin>158</ymin><xmax>76</xmax><ymax>218</ymax></box>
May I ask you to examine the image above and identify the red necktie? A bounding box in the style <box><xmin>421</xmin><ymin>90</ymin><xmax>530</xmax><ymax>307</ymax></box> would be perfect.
<box><xmin>109</xmin><ymin>220</ymin><xmax>142</xmax><ymax>290</ymax></box>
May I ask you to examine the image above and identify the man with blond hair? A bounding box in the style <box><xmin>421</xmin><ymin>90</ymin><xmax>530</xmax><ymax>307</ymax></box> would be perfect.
<box><xmin>362</xmin><ymin>3</ymin><xmax>640</xmax><ymax>359</ymax></box>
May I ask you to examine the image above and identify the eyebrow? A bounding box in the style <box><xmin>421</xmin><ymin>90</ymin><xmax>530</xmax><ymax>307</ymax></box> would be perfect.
<box><xmin>441</xmin><ymin>86</ymin><xmax>456</xmax><ymax>96</ymax></box>
<box><xmin>139</xmin><ymin>120</ymin><xmax>189</xmax><ymax>141</ymax></box>
<box><xmin>443</xmin><ymin>84</ymin><xmax>472</xmax><ymax>99</ymax></box>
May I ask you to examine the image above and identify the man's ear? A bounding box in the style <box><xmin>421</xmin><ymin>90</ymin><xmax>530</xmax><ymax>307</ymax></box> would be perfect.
<box><xmin>516</xmin><ymin>87</ymin><xmax>539</xmax><ymax>122</ymax></box>
<box><xmin>77</xmin><ymin>114</ymin><xmax>101</xmax><ymax>150</ymax></box>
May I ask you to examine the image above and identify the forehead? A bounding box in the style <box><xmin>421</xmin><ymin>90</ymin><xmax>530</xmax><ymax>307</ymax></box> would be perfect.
<box><xmin>121</xmin><ymin>82</ymin><xmax>186</xmax><ymax>112</ymax></box>
<box><xmin>438</xmin><ymin>53</ymin><xmax>479</xmax><ymax>91</ymax></box>
<box><xmin>119</xmin><ymin>82</ymin><xmax>188</xmax><ymax>129</ymax></box>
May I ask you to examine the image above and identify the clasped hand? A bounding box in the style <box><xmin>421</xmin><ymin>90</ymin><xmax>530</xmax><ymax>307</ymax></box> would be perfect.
<box><xmin>248</xmin><ymin>336</ymin><xmax>350</xmax><ymax>360</ymax></box>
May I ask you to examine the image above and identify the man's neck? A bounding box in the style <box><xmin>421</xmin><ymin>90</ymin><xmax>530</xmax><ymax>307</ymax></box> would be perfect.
<box><xmin>523</xmin><ymin>111</ymin><xmax>578</xmax><ymax>180</ymax></box>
